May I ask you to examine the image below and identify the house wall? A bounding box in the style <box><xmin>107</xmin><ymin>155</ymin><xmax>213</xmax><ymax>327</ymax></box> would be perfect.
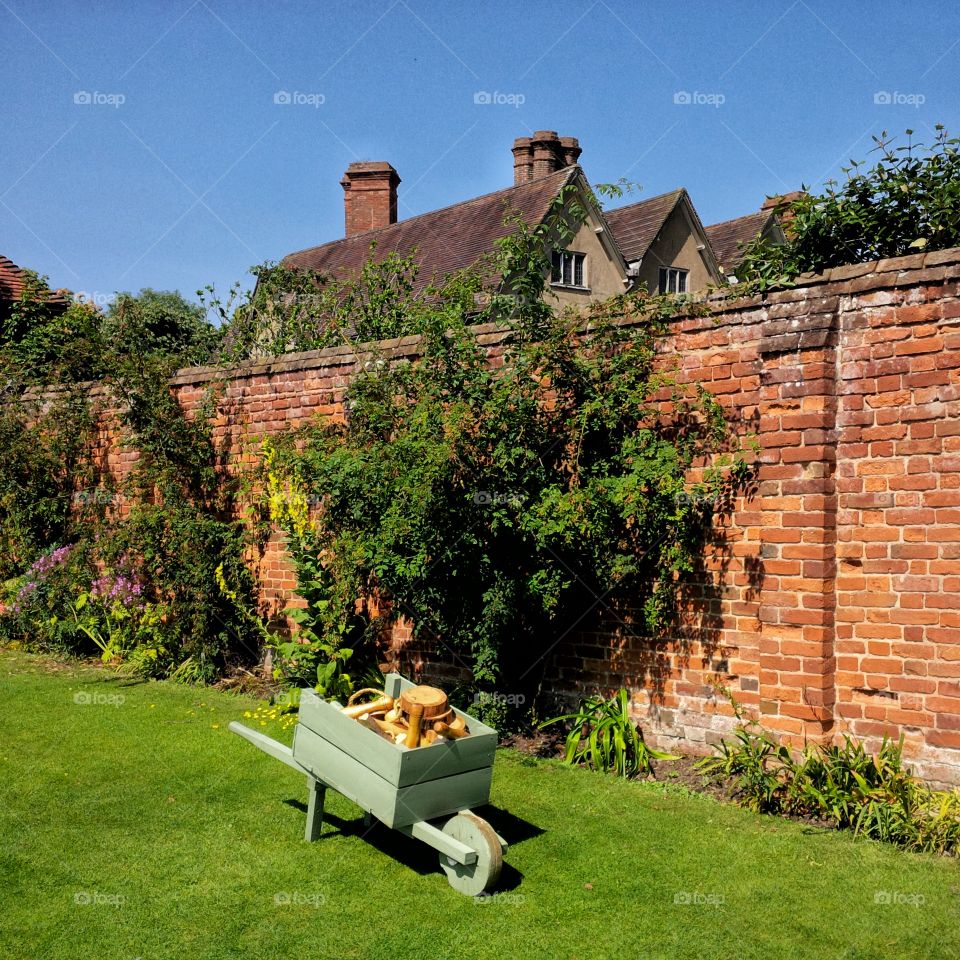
<box><xmin>637</xmin><ymin>209</ymin><xmax>716</xmax><ymax>294</ymax></box>
<box><xmin>87</xmin><ymin>247</ymin><xmax>960</xmax><ymax>786</ymax></box>
<box><xmin>544</xmin><ymin>210</ymin><xmax>628</xmax><ymax>311</ymax></box>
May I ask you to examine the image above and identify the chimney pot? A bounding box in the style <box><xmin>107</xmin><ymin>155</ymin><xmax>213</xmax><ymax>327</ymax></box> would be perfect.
<box><xmin>530</xmin><ymin>130</ymin><xmax>564</xmax><ymax>179</ymax></box>
<box><xmin>340</xmin><ymin>161</ymin><xmax>400</xmax><ymax>237</ymax></box>
<box><xmin>511</xmin><ymin>137</ymin><xmax>533</xmax><ymax>185</ymax></box>
<box><xmin>762</xmin><ymin>190</ymin><xmax>806</xmax><ymax>211</ymax></box>
<box><xmin>559</xmin><ymin>136</ymin><xmax>582</xmax><ymax>167</ymax></box>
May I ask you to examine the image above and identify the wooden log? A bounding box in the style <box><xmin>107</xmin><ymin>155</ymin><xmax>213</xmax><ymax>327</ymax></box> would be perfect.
<box><xmin>432</xmin><ymin>718</ymin><xmax>469</xmax><ymax>739</ymax></box>
<box><xmin>404</xmin><ymin>704</ymin><xmax>424</xmax><ymax>749</ymax></box>
<box><xmin>373</xmin><ymin>717</ymin><xmax>408</xmax><ymax>740</ymax></box>
<box><xmin>341</xmin><ymin>695</ymin><xmax>394</xmax><ymax>720</ymax></box>
<box><xmin>399</xmin><ymin>685</ymin><xmax>448</xmax><ymax>720</ymax></box>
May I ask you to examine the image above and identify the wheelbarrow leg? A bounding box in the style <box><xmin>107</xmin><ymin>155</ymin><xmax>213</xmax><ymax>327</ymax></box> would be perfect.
<box><xmin>305</xmin><ymin>777</ymin><xmax>326</xmax><ymax>842</ymax></box>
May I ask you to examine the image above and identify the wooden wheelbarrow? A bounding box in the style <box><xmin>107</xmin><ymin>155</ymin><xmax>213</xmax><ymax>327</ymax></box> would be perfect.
<box><xmin>229</xmin><ymin>672</ymin><xmax>508</xmax><ymax>895</ymax></box>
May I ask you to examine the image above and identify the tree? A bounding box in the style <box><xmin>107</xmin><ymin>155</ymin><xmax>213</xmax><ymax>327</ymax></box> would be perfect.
<box><xmin>103</xmin><ymin>288</ymin><xmax>219</xmax><ymax>365</ymax></box>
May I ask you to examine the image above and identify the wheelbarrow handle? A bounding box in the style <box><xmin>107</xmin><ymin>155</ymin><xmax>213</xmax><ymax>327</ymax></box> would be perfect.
<box><xmin>229</xmin><ymin>721</ymin><xmax>310</xmax><ymax>776</ymax></box>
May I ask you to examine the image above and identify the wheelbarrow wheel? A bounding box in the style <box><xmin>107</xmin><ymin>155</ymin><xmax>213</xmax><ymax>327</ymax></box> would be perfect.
<box><xmin>439</xmin><ymin>812</ymin><xmax>502</xmax><ymax>896</ymax></box>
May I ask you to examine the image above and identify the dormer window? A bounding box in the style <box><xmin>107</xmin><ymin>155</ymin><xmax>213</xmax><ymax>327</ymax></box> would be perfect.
<box><xmin>658</xmin><ymin>267</ymin><xmax>688</xmax><ymax>294</ymax></box>
<box><xmin>551</xmin><ymin>250</ymin><xmax>587</xmax><ymax>289</ymax></box>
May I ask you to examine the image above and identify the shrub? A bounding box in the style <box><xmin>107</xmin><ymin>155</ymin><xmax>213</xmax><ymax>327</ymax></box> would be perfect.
<box><xmin>0</xmin><ymin>271</ymin><xmax>104</xmax><ymax>382</ymax></box>
<box><xmin>738</xmin><ymin>126</ymin><xmax>960</xmax><ymax>289</ymax></box>
<box><xmin>698</xmin><ymin>722</ymin><xmax>795</xmax><ymax>814</ymax></box>
<box><xmin>700</xmin><ymin>716</ymin><xmax>960</xmax><ymax>855</ymax></box>
<box><xmin>98</xmin><ymin>504</ymin><xmax>256</xmax><ymax>680</ymax></box>
<box><xmin>540</xmin><ymin>689</ymin><xmax>679</xmax><ymax>777</ymax></box>
<box><xmin>0</xmin><ymin>542</ymin><xmax>95</xmax><ymax>652</ymax></box>
<box><xmin>0</xmin><ymin>388</ymin><xmax>98</xmax><ymax>581</ymax></box>
<box><xmin>103</xmin><ymin>288</ymin><xmax>220</xmax><ymax>364</ymax></box>
<box><xmin>0</xmin><ymin>284</ymin><xmax>259</xmax><ymax>682</ymax></box>
<box><xmin>261</xmin><ymin>192</ymin><xmax>753</xmax><ymax>711</ymax></box>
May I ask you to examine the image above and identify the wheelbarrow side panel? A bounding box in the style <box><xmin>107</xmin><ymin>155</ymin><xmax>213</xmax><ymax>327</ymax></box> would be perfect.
<box><xmin>297</xmin><ymin>687</ymin><xmax>497</xmax><ymax>789</ymax></box>
<box><xmin>293</xmin><ymin>724</ymin><xmax>494</xmax><ymax>828</ymax></box>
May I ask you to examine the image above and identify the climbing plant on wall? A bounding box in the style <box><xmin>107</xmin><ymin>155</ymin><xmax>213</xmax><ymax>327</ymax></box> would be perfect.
<box><xmin>262</xmin><ymin>194</ymin><xmax>754</xmax><ymax>720</ymax></box>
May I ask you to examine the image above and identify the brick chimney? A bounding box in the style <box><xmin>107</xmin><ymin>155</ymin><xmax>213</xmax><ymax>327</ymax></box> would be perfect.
<box><xmin>559</xmin><ymin>136</ymin><xmax>582</xmax><ymax>167</ymax></box>
<box><xmin>512</xmin><ymin>137</ymin><xmax>533</xmax><ymax>184</ymax></box>
<box><xmin>762</xmin><ymin>190</ymin><xmax>806</xmax><ymax>237</ymax></box>
<box><xmin>340</xmin><ymin>161</ymin><xmax>400</xmax><ymax>237</ymax></box>
<box><xmin>513</xmin><ymin>132</ymin><xmax>581</xmax><ymax>184</ymax></box>
<box><xmin>530</xmin><ymin>130</ymin><xmax>563</xmax><ymax>179</ymax></box>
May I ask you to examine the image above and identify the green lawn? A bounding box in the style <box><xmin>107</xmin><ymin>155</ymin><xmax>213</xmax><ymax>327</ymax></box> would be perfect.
<box><xmin>2</xmin><ymin>650</ymin><xmax>958</xmax><ymax>960</ymax></box>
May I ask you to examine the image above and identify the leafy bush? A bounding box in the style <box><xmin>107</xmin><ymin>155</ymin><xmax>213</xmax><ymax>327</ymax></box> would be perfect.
<box><xmin>99</xmin><ymin>504</ymin><xmax>256</xmax><ymax>680</ymax></box>
<box><xmin>0</xmin><ymin>281</ymin><xmax>259</xmax><ymax>682</ymax></box>
<box><xmin>261</xmin><ymin>192</ymin><xmax>752</xmax><ymax>711</ymax></box>
<box><xmin>0</xmin><ymin>387</ymin><xmax>98</xmax><ymax>581</ymax></box>
<box><xmin>102</xmin><ymin>288</ymin><xmax>220</xmax><ymax>364</ymax></box>
<box><xmin>738</xmin><ymin>126</ymin><xmax>960</xmax><ymax>289</ymax></box>
<box><xmin>699</xmin><ymin>713</ymin><xmax>960</xmax><ymax>855</ymax></box>
<box><xmin>0</xmin><ymin>543</ymin><xmax>95</xmax><ymax>652</ymax></box>
<box><xmin>540</xmin><ymin>689</ymin><xmax>679</xmax><ymax>777</ymax></box>
<box><xmin>209</xmin><ymin>250</ymin><xmax>478</xmax><ymax>362</ymax></box>
<box><xmin>0</xmin><ymin>271</ymin><xmax>104</xmax><ymax>383</ymax></box>
<box><xmin>697</xmin><ymin>722</ymin><xmax>794</xmax><ymax>814</ymax></box>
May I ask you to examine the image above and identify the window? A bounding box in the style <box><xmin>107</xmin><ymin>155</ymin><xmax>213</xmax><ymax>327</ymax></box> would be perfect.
<box><xmin>551</xmin><ymin>250</ymin><xmax>587</xmax><ymax>288</ymax></box>
<box><xmin>658</xmin><ymin>267</ymin><xmax>688</xmax><ymax>295</ymax></box>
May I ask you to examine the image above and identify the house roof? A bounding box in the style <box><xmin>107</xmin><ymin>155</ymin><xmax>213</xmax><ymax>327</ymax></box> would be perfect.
<box><xmin>601</xmin><ymin>189</ymin><xmax>684</xmax><ymax>263</ymax></box>
<box><xmin>283</xmin><ymin>166</ymin><xmax>580</xmax><ymax>296</ymax></box>
<box><xmin>705</xmin><ymin>210</ymin><xmax>774</xmax><ymax>273</ymax></box>
<box><xmin>0</xmin><ymin>254</ymin><xmax>69</xmax><ymax>308</ymax></box>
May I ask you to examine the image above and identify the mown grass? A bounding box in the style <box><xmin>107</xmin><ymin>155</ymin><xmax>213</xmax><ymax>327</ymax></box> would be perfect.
<box><xmin>2</xmin><ymin>649</ymin><xmax>958</xmax><ymax>960</ymax></box>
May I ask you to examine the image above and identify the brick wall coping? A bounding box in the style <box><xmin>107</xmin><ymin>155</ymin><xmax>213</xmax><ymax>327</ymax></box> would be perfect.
<box><xmin>156</xmin><ymin>243</ymin><xmax>959</xmax><ymax>388</ymax></box>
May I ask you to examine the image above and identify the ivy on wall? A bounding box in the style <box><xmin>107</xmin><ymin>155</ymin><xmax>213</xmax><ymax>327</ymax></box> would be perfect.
<box><xmin>261</xmin><ymin>192</ymin><xmax>753</xmax><ymax>722</ymax></box>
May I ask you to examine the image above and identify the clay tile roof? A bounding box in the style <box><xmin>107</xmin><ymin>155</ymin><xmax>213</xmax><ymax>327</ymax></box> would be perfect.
<box><xmin>0</xmin><ymin>254</ymin><xmax>69</xmax><ymax>307</ymax></box>
<box><xmin>705</xmin><ymin>210</ymin><xmax>773</xmax><ymax>272</ymax></box>
<box><xmin>602</xmin><ymin>189</ymin><xmax>684</xmax><ymax>263</ymax></box>
<box><xmin>283</xmin><ymin>166</ymin><xmax>578</xmax><ymax>295</ymax></box>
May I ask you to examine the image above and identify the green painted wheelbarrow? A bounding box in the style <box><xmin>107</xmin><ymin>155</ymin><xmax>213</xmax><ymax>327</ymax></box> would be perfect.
<box><xmin>229</xmin><ymin>672</ymin><xmax>507</xmax><ymax>895</ymax></box>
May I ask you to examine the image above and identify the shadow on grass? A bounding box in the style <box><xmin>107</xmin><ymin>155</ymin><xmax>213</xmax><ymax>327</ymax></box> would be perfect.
<box><xmin>282</xmin><ymin>798</ymin><xmax>542</xmax><ymax>890</ymax></box>
<box><xmin>75</xmin><ymin>667</ymin><xmax>149</xmax><ymax>690</ymax></box>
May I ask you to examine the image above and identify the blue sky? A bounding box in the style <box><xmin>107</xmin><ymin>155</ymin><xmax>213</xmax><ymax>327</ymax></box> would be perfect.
<box><xmin>2</xmin><ymin>0</ymin><xmax>958</xmax><ymax>307</ymax></box>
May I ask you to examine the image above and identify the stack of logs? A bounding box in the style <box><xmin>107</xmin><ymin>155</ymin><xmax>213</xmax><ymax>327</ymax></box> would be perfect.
<box><xmin>340</xmin><ymin>685</ymin><xmax>469</xmax><ymax>749</ymax></box>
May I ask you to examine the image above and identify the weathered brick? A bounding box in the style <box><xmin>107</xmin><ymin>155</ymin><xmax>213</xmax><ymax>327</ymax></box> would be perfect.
<box><xmin>77</xmin><ymin>247</ymin><xmax>960</xmax><ymax>784</ymax></box>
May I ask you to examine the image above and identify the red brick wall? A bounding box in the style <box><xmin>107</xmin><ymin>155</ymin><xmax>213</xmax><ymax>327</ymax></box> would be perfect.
<box><xmin>94</xmin><ymin>248</ymin><xmax>960</xmax><ymax>785</ymax></box>
<box><xmin>541</xmin><ymin>248</ymin><xmax>960</xmax><ymax>786</ymax></box>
